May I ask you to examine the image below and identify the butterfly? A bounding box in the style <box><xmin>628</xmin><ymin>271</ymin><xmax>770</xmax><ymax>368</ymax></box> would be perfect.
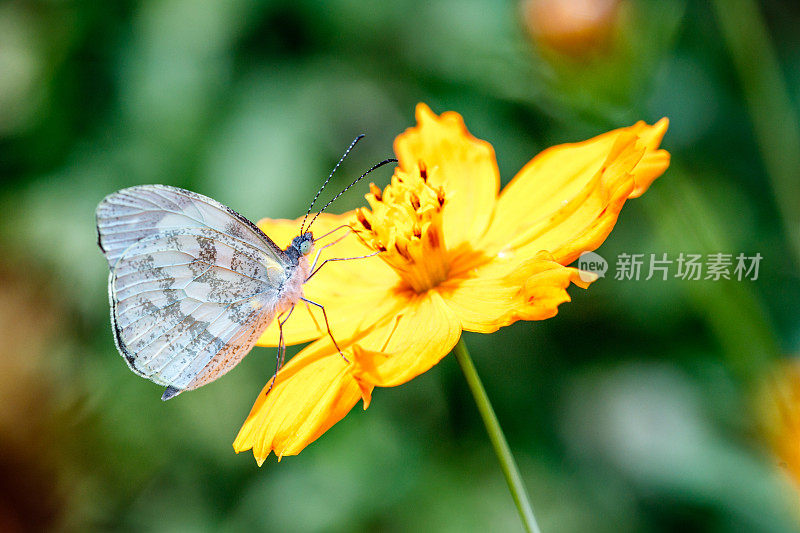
<box><xmin>96</xmin><ymin>137</ymin><xmax>395</xmax><ymax>401</ymax></box>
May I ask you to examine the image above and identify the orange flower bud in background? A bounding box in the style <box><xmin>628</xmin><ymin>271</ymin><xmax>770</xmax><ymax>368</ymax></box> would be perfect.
<box><xmin>521</xmin><ymin>0</ymin><xmax>621</xmax><ymax>56</ymax></box>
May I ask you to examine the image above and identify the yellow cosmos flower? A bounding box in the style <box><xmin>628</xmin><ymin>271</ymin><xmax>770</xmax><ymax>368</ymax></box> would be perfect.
<box><xmin>234</xmin><ymin>103</ymin><xmax>669</xmax><ymax>464</ymax></box>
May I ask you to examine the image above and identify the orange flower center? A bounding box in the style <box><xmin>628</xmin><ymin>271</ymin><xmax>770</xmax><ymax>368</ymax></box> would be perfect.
<box><xmin>354</xmin><ymin>165</ymin><xmax>450</xmax><ymax>293</ymax></box>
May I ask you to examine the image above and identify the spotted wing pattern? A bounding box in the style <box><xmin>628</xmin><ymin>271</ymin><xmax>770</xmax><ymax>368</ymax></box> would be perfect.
<box><xmin>96</xmin><ymin>184</ymin><xmax>286</xmax><ymax>267</ymax></box>
<box><xmin>97</xmin><ymin>186</ymin><xmax>292</xmax><ymax>399</ymax></box>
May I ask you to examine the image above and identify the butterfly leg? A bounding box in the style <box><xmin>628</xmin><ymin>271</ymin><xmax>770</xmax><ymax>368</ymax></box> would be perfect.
<box><xmin>314</xmin><ymin>224</ymin><xmax>352</xmax><ymax>244</ymax></box>
<box><xmin>265</xmin><ymin>306</ymin><xmax>296</xmax><ymax>396</ymax></box>
<box><xmin>300</xmin><ymin>297</ymin><xmax>349</xmax><ymax>364</ymax></box>
<box><xmin>306</xmin><ymin>252</ymin><xmax>379</xmax><ymax>282</ymax></box>
<box><xmin>304</xmin><ymin>299</ymin><xmax>323</xmax><ymax>334</ymax></box>
<box><xmin>308</xmin><ymin>228</ymin><xmax>353</xmax><ymax>273</ymax></box>
<box><xmin>308</xmin><ymin>249</ymin><xmax>323</xmax><ymax>275</ymax></box>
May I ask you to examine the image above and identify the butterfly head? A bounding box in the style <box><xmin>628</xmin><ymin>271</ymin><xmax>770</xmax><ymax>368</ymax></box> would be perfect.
<box><xmin>287</xmin><ymin>232</ymin><xmax>314</xmax><ymax>264</ymax></box>
<box><xmin>297</xmin><ymin>232</ymin><xmax>314</xmax><ymax>255</ymax></box>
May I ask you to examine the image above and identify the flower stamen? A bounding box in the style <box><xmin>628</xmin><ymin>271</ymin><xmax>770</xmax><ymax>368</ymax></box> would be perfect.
<box><xmin>354</xmin><ymin>167</ymin><xmax>450</xmax><ymax>292</ymax></box>
<box><xmin>369</xmin><ymin>183</ymin><xmax>383</xmax><ymax>201</ymax></box>
<box><xmin>410</xmin><ymin>192</ymin><xmax>421</xmax><ymax>210</ymax></box>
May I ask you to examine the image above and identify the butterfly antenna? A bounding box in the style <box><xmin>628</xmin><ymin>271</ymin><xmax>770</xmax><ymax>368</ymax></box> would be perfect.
<box><xmin>305</xmin><ymin>157</ymin><xmax>397</xmax><ymax>232</ymax></box>
<box><xmin>301</xmin><ymin>134</ymin><xmax>365</xmax><ymax>234</ymax></box>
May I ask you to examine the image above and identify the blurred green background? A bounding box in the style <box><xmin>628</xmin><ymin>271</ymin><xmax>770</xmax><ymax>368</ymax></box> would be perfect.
<box><xmin>2</xmin><ymin>0</ymin><xmax>800</xmax><ymax>531</ymax></box>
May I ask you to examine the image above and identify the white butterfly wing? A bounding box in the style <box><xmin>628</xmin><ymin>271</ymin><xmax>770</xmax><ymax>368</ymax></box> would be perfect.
<box><xmin>96</xmin><ymin>184</ymin><xmax>286</xmax><ymax>268</ymax></box>
<box><xmin>97</xmin><ymin>186</ymin><xmax>291</xmax><ymax>399</ymax></box>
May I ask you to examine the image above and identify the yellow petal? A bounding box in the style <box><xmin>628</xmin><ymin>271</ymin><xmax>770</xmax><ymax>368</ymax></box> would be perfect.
<box><xmin>254</xmin><ymin>213</ymin><xmax>402</xmax><ymax>347</ymax></box>
<box><xmin>440</xmin><ymin>250</ymin><xmax>591</xmax><ymax>333</ymax></box>
<box><xmin>481</xmin><ymin>120</ymin><xmax>669</xmax><ymax>265</ymax></box>
<box><xmin>235</xmin><ymin>289</ymin><xmax>461</xmax><ymax>461</ymax></box>
<box><xmin>626</xmin><ymin>118</ymin><xmax>670</xmax><ymax>197</ymax></box>
<box><xmin>394</xmin><ymin>103</ymin><xmax>500</xmax><ymax>251</ymax></box>
<box><xmin>233</xmin><ymin>337</ymin><xmax>371</xmax><ymax>463</ymax></box>
<box><xmin>348</xmin><ymin>289</ymin><xmax>462</xmax><ymax>387</ymax></box>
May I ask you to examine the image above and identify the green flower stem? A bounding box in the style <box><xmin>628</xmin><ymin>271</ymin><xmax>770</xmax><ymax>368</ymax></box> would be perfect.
<box><xmin>453</xmin><ymin>338</ymin><xmax>542</xmax><ymax>533</ymax></box>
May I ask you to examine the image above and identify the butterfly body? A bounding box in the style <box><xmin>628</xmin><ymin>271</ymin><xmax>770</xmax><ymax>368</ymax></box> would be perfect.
<box><xmin>96</xmin><ymin>185</ymin><xmax>314</xmax><ymax>400</ymax></box>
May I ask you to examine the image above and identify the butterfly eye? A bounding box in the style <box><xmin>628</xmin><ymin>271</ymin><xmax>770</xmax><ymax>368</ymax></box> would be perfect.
<box><xmin>300</xmin><ymin>240</ymin><xmax>312</xmax><ymax>255</ymax></box>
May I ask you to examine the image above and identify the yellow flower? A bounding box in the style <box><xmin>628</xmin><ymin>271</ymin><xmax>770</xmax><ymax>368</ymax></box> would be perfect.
<box><xmin>758</xmin><ymin>362</ymin><xmax>800</xmax><ymax>502</ymax></box>
<box><xmin>234</xmin><ymin>103</ymin><xmax>669</xmax><ymax>464</ymax></box>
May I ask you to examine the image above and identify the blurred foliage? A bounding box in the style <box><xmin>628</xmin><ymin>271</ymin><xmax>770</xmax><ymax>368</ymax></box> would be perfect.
<box><xmin>1</xmin><ymin>0</ymin><xmax>800</xmax><ymax>531</ymax></box>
